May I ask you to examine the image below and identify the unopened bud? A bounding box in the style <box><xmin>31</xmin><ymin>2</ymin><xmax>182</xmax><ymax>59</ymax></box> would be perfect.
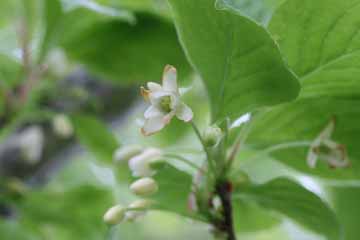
<box><xmin>128</xmin><ymin>148</ymin><xmax>162</xmax><ymax>177</ymax></box>
<box><xmin>52</xmin><ymin>114</ymin><xmax>74</xmax><ymax>138</ymax></box>
<box><xmin>203</xmin><ymin>125</ymin><xmax>222</xmax><ymax>147</ymax></box>
<box><xmin>113</xmin><ymin>145</ymin><xmax>143</xmax><ymax>163</ymax></box>
<box><xmin>103</xmin><ymin>205</ymin><xmax>126</xmax><ymax>225</ymax></box>
<box><xmin>126</xmin><ymin>199</ymin><xmax>153</xmax><ymax>221</ymax></box>
<box><xmin>130</xmin><ymin>178</ymin><xmax>158</xmax><ymax>196</ymax></box>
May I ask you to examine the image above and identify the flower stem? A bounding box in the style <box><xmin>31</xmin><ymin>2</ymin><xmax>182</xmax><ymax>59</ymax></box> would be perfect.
<box><xmin>163</xmin><ymin>153</ymin><xmax>203</xmax><ymax>172</ymax></box>
<box><xmin>190</xmin><ymin>121</ymin><xmax>217</xmax><ymax>175</ymax></box>
<box><xmin>105</xmin><ymin>226</ymin><xmax>115</xmax><ymax>240</ymax></box>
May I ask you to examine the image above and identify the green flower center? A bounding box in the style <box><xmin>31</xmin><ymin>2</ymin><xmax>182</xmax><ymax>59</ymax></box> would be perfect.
<box><xmin>159</xmin><ymin>96</ymin><xmax>172</xmax><ymax>113</ymax></box>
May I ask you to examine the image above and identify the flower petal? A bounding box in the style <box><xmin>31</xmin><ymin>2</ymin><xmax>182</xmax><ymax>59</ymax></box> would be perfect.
<box><xmin>319</xmin><ymin>117</ymin><xmax>335</xmax><ymax>141</ymax></box>
<box><xmin>306</xmin><ymin>148</ymin><xmax>318</xmax><ymax>169</ymax></box>
<box><xmin>162</xmin><ymin>65</ymin><xmax>178</xmax><ymax>92</ymax></box>
<box><xmin>176</xmin><ymin>103</ymin><xmax>193</xmax><ymax>122</ymax></box>
<box><xmin>141</xmin><ymin>116</ymin><xmax>166</xmax><ymax>136</ymax></box>
<box><xmin>140</xmin><ymin>87</ymin><xmax>150</xmax><ymax>101</ymax></box>
<box><xmin>163</xmin><ymin>111</ymin><xmax>176</xmax><ymax>124</ymax></box>
<box><xmin>144</xmin><ymin>106</ymin><xmax>164</xmax><ymax>119</ymax></box>
<box><xmin>147</xmin><ymin>82</ymin><xmax>162</xmax><ymax>92</ymax></box>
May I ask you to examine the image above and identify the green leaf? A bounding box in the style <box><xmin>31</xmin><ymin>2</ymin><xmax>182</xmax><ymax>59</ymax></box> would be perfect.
<box><xmin>151</xmin><ymin>162</ymin><xmax>197</xmax><ymax>218</ymax></box>
<box><xmin>70</xmin><ymin>114</ymin><xmax>119</xmax><ymax>163</ymax></box>
<box><xmin>18</xmin><ymin>185</ymin><xmax>113</xmax><ymax>240</ymax></box>
<box><xmin>0</xmin><ymin>54</ymin><xmax>21</xmax><ymax>87</ymax></box>
<box><xmin>248</xmin><ymin>98</ymin><xmax>360</xmax><ymax>179</ymax></box>
<box><xmin>61</xmin><ymin>0</ymin><xmax>135</xmax><ymax>23</ymax></box>
<box><xmin>330</xmin><ymin>186</ymin><xmax>360</xmax><ymax>240</ymax></box>
<box><xmin>233</xmin><ymin>199</ymin><xmax>281</xmax><ymax>233</ymax></box>
<box><xmin>216</xmin><ymin>0</ymin><xmax>286</xmax><ymax>26</ymax></box>
<box><xmin>246</xmin><ymin>0</ymin><xmax>360</xmax><ymax>179</ymax></box>
<box><xmin>268</xmin><ymin>0</ymin><xmax>360</xmax><ymax>99</ymax></box>
<box><xmin>38</xmin><ymin>0</ymin><xmax>64</xmax><ymax>62</ymax></box>
<box><xmin>108</xmin><ymin>0</ymin><xmax>172</xmax><ymax>19</ymax></box>
<box><xmin>168</xmin><ymin>0</ymin><xmax>300</xmax><ymax>122</ymax></box>
<box><xmin>62</xmin><ymin>12</ymin><xmax>191</xmax><ymax>84</ymax></box>
<box><xmin>234</xmin><ymin>178</ymin><xmax>342</xmax><ymax>240</ymax></box>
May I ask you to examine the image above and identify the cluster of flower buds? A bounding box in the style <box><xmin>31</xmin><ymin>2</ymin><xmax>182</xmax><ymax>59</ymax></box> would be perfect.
<box><xmin>307</xmin><ymin>118</ymin><xmax>350</xmax><ymax>169</ymax></box>
<box><xmin>103</xmin><ymin>199</ymin><xmax>153</xmax><ymax>225</ymax></box>
<box><xmin>108</xmin><ymin>145</ymin><xmax>161</xmax><ymax>225</ymax></box>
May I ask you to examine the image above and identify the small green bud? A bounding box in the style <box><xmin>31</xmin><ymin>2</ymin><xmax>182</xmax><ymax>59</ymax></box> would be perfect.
<box><xmin>130</xmin><ymin>178</ymin><xmax>158</xmax><ymax>196</ymax></box>
<box><xmin>103</xmin><ymin>205</ymin><xmax>126</xmax><ymax>225</ymax></box>
<box><xmin>113</xmin><ymin>145</ymin><xmax>143</xmax><ymax>163</ymax></box>
<box><xmin>203</xmin><ymin>125</ymin><xmax>223</xmax><ymax>146</ymax></box>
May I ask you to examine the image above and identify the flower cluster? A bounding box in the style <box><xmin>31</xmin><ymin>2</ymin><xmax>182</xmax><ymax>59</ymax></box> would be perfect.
<box><xmin>103</xmin><ymin>199</ymin><xmax>153</xmax><ymax>225</ymax></box>
<box><xmin>104</xmin><ymin>145</ymin><xmax>162</xmax><ymax>225</ymax></box>
<box><xmin>307</xmin><ymin>118</ymin><xmax>350</xmax><ymax>169</ymax></box>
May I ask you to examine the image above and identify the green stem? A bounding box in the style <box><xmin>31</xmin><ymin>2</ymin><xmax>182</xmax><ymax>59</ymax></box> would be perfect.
<box><xmin>163</xmin><ymin>153</ymin><xmax>203</xmax><ymax>172</ymax></box>
<box><xmin>190</xmin><ymin>121</ymin><xmax>217</xmax><ymax>175</ymax></box>
<box><xmin>105</xmin><ymin>226</ymin><xmax>115</xmax><ymax>240</ymax></box>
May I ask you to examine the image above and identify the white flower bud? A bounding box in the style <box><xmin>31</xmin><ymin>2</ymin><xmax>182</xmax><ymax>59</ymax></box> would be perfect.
<box><xmin>128</xmin><ymin>148</ymin><xmax>162</xmax><ymax>177</ymax></box>
<box><xmin>130</xmin><ymin>178</ymin><xmax>158</xmax><ymax>196</ymax></box>
<box><xmin>113</xmin><ymin>145</ymin><xmax>143</xmax><ymax>164</ymax></box>
<box><xmin>52</xmin><ymin>114</ymin><xmax>74</xmax><ymax>138</ymax></box>
<box><xmin>203</xmin><ymin>125</ymin><xmax>222</xmax><ymax>147</ymax></box>
<box><xmin>19</xmin><ymin>126</ymin><xmax>44</xmax><ymax>164</ymax></box>
<box><xmin>103</xmin><ymin>204</ymin><xmax>126</xmax><ymax>225</ymax></box>
<box><xmin>125</xmin><ymin>199</ymin><xmax>153</xmax><ymax>221</ymax></box>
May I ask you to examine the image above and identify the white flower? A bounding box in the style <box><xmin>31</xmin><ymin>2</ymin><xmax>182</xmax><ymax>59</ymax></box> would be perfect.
<box><xmin>125</xmin><ymin>199</ymin><xmax>153</xmax><ymax>221</ymax></box>
<box><xmin>52</xmin><ymin>114</ymin><xmax>74</xmax><ymax>138</ymax></box>
<box><xmin>128</xmin><ymin>148</ymin><xmax>162</xmax><ymax>177</ymax></box>
<box><xmin>307</xmin><ymin>118</ymin><xmax>350</xmax><ymax>169</ymax></box>
<box><xmin>103</xmin><ymin>204</ymin><xmax>126</xmax><ymax>225</ymax></box>
<box><xmin>130</xmin><ymin>177</ymin><xmax>159</xmax><ymax>196</ymax></box>
<box><xmin>113</xmin><ymin>145</ymin><xmax>143</xmax><ymax>164</ymax></box>
<box><xmin>140</xmin><ymin>65</ymin><xmax>193</xmax><ymax>136</ymax></box>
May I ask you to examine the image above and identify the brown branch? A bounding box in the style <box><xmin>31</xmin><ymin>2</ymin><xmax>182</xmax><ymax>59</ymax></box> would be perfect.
<box><xmin>214</xmin><ymin>180</ymin><xmax>236</xmax><ymax>240</ymax></box>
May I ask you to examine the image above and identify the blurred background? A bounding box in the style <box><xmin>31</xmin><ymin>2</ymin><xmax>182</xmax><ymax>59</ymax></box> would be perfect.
<box><xmin>0</xmin><ymin>0</ymin><xmax>359</xmax><ymax>239</ymax></box>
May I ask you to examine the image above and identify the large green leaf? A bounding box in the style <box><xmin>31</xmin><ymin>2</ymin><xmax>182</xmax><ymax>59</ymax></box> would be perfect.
<box><xmin>216</xmin><ymin>0</ymin><xmax>286</xmax><ymax>26</ymax></box>
<box><xmin>246</xmin><ymin>0</ymin><xmax>360</xmax><ymax>179</ymax></box>
<box><xmin>269</xmin><ymin>0</ymin><xmax>360</xmax><ymax>99</ymax></box>
<box><xmin>168</xmin><ymin>0</ymin><xmax>300</xmax><ymax>122</ymax></box>
<box><xmin>233</xmin><ymin>199</ymin><xmax>281</xmax><ymax>233</ymax></box>
<box><xmin>330</xmin><ymin>186</ymin><xmax>360</xmax><ymax>240</ymax></box>
<box><xmin>71</xmin><ymin>114</ymin><xmax>119</xmax><ymax>163</ymax></box>
<box><xmin>249</xmin><ymin>98</ymin><xmax>360</xmax><ymax>179</ymax></box>
<box><xmin>61</xmin><ymin>12</ymin><xmax>191</xmax><ymax>84</ymax></box>
<box><xmin>234</xmin><ymin>178</ymin><xmax>342</xmax><ymax>240</ymax></box>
